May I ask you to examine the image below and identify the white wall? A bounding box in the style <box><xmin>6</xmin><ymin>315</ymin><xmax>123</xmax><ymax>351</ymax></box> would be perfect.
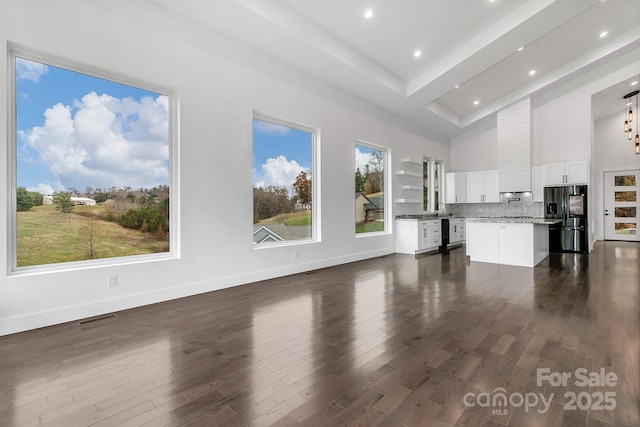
<box><xmin>0</xmin><ymin>1</ymin><xmax>447</xmax><ymax>335</ymax></box>
<box><xmin>533</xmin><ymin>92</ymin><xmax>592</xmax><ymax>165</ymax></box>
<box><xmin>450</xmin><ymin>120</ymin><xmax>498</xmax><ymax>172</ymax></box>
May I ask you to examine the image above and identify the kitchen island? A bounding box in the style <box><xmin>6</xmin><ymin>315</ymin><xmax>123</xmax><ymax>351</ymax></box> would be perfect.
<box><xmin>465</xmin><ymin>218</ymin><xmax>561</xmax><ymax>267</ymax></box>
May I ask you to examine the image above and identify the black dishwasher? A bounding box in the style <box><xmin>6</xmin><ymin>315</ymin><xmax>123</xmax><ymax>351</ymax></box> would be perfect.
<box><xmin>439</xmin><ymin>218</ymin><xmax>450</xmax><ymax>253</ymax></box>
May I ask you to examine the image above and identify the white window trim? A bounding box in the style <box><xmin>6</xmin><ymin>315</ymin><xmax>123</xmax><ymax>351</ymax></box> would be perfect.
<box><xmin>355</xmin><ymin>139</ymin><xmax>391</xmax><ymax>237</ymax></box>
<box><xmin>8</xmin><ymin>43</ymin><xmax>181</xmax><ymax>275</ymax></box>
<box><xmin>423</xmin><ymin>157</ymin><xmax>444</xmax><ymax>213</ymax></box>
<box><xmin>252</xmin><ymin>112</ymin><xmax>320</xmax><ymax>248</ymax></box>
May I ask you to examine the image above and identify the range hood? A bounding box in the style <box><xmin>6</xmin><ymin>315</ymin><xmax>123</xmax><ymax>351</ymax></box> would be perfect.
<box><xmin>497</xmin><ymin>98</ymin><xmax>532</xmax><ymax>193</ymax></box>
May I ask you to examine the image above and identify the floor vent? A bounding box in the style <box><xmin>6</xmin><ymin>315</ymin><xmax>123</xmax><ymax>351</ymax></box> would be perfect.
<box><xmin>78</xmin><ymin>313</ymin><xmax>117</xmax><ymax>325</ymax></box>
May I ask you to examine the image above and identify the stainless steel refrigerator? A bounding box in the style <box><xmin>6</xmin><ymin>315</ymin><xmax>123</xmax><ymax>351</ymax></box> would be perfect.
<box><xmin>544</xmin><ymin>185</ymin><xmax>588</xmax><ymax>253</ymax></box>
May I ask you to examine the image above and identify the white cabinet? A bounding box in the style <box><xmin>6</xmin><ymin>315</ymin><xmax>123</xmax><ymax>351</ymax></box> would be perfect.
<box><xmin>565</xmin><ymin>162</ymin><xmax>589</xmax><ymax>184</ymax></box>
<box><xmin>449</xmin><ymin>219</ymin><xmax>465</xmax><ymax>244</ymax></box>
<box><xmin>430</xmin><ymin>221</ymin><xmax>441</xmax><ymax>248</ymax></box>
<box><xmin>467</xmin><ymin>170</ymin><xmax>499</xmax><ymax>203</ymax></box>
<box><xmin>396</xmin><ymin>219</ymin><xmax>441</xmax><ymax>255</ymax></box>
<box><xmin>543</xmin><ymin>161</ymin><xmax>588</xmax><ymax>186</ymax></box>
<box><xmin>445</xmin><ymin>172</ymin><xmax>467</xmax><ymax>204</ymax></box>
<box><xmin>531</xmin><ymin>166</ymin><xmax>544</xmax><ymax>202</ymax></box>
<box><xmin>465</xmin><ymin>222</ymin><xmax>500</xmax><ymax>262</ymax></box>
<box><xmin>466</xmin><ymin>222</ymin><xmax>550</xmax><ymax>267</ymax></box>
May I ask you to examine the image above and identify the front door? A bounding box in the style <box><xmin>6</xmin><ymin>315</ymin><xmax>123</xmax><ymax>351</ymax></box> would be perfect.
<box><xmin>604</xmin><ymin>170</ymin><xmax>640</xmax><ymax>241</ymax></box>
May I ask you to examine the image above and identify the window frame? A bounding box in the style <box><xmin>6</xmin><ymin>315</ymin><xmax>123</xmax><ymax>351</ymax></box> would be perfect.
<box><xmin>423</xmin><ymin>157</ymin><xmax>444</xmax><ymax>213</ymax></box>
<box><xmin>252</xmin><ymin>112</ymin><xmax>320</xmax><ymax>248</ymax></box>
<box><xmin>355</xmin><ymin>140</ymin><xmax>390</xmax><ymax>237</ymax></box>
<box><xmin>8</xmin><ymin>44</ymin><xmax>180</xmax><ymax>275</ymax></box>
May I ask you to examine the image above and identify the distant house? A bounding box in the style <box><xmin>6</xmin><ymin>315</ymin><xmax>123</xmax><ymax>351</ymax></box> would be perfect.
<box><xmin>71</xmin><ymin>197</ymin><xmax>96</xmax><ymax>206</ymax></box>
<box><xmin>253</xmin><ymin>225</ymin><xmax>285</xmax><ymax>244</ymax></box>
<box><xmin>253</xmin><ymin>223</ymin><xmax>312</xmax><ymax>244</ymax></box>
<box><xmin>355</xmin><ymin>192</ymin><xmax>384</xmax><ymax>223</ymax></box>
<box><xmin>42</xmin><ymin>195</ymin><xmax>96</xmax><ymax>206</ymax></box>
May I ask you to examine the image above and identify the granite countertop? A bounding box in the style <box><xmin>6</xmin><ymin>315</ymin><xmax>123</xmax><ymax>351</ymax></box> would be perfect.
<box><xmin>395</xmin><ymin>215</ymin><xmax>464</xmax><ymax>220</ymax></box>
<box><xmin>395</xmin><ymin>215</ymin><xmax>561</xmax><ymax>225</ymax></box>
<box><xmin>466</xmin><ymin>217</ymin><xmax>562</xmax><ymax>225</ymax></box>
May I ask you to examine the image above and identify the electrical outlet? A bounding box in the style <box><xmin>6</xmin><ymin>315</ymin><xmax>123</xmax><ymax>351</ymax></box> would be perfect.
<box><xmin>108</xmin><ymin>275</ymin><xmax>118</xmax><ymax>287</ymax></box>
<box><xmin>293</xmin><ymin>250</ymin><xmax>299</xmax><ymax>259</ymax></box>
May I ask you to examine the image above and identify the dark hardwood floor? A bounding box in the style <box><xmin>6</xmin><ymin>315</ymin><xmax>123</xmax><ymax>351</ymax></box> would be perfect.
<box><xmin>1</xmin><ymin>241</ymin><xmax>638</xmax><ymax>426</ymax></box>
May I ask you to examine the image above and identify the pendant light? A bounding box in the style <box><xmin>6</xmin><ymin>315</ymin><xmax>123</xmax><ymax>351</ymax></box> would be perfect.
<box><xmin>636</xmin><ymin>92</ymin><xmax>640</xmax><ymax>154</ymax></box>
<box><xmin>623</xmin><ymin>90</ymin><xmax>640</xmax><ymax>154</ymax></box>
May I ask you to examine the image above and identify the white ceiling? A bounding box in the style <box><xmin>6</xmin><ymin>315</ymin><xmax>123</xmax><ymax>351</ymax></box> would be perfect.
<box><xmin>146</xmin><ymin>0</ymin><xmax>640</xmax><ymax>141</ymax></box>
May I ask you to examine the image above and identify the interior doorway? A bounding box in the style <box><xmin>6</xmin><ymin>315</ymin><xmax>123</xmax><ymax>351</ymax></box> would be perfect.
<box><xmin>604</xmin><ymin>169</ymin><xmax>640</xmax><ymax>241</ymax></box>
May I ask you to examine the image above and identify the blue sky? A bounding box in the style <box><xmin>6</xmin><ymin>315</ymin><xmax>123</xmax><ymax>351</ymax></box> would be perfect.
<box><xmin>355</xmin><ymin>144</ymin><xmax>384</xmax><ymax>173</ymax></box>
<box><xmin>252</xmin><ymin>118</ymin><xmax>312</xmax><ymax>189</ymax></box>
<box><xmin>16</xmin><ymin>57</ymin><xmax>169</xmax><ymax>195</ymax></box>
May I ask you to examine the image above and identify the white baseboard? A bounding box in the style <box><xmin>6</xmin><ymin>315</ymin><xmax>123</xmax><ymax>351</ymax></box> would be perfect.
<box><xmin>0</xmin><ymin>248</ymin><xmax>394</xmax><ymax>336</ymax></box>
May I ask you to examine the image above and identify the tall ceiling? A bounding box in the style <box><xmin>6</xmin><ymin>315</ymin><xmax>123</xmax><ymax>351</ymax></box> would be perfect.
<box><xmin>146</xmin><ymin>0</ymin><xmax>639</xmax><ymax>141</ymax></box>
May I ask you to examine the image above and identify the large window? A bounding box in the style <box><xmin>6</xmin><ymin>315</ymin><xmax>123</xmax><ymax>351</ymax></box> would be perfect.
<box><xmin>252</xmin><ymin>115</ymin><xmax>315</xmax><ymax>245</ymax></box>
<box><xmin>355</xmin><ymin>142</ymin><xmax>387</xmax><ymax>234</ymax></box>
<box><xmin>10</xmin><ymin>48</ymin><xmax>175</xmax><ymax>270</ymax></box>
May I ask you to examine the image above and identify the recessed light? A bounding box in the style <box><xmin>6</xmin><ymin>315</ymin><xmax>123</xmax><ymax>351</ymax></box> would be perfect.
<box><xmin>454</xmin><ymin>85</ymin><xmax>460</xmax><ymax>89</ymax></box>
<box><xmin>473</xmin><ymin>100</ymin><xmax>480</xmax><ymax>106</ymax></box>
<box><xmin>600</xmin><ymin>31</ymin><xmax>608</xmax><ymax>38</ymax></box>
<box><xmin>517</xmin><ymin>46</ymin><xmax>524</xmax><ymax>52</ymax></box>
<box><xmin>364</xmin><ymin>9</ymin><xmax>373</xmax><ymax>19</ymax></box>
<box><xmin>529</xmin><ymin>70</ymin><xmax>536</xmax><ymax>76</ymax></box>
<box><xmin>631</xmin><ymin>81</ymin><xmax>639</xmax><ymax>86</ymax></box>
<box><xmin>414</xmin><ymin>50</ymin><xmax>422</xmax><ymax>58</ymax></box>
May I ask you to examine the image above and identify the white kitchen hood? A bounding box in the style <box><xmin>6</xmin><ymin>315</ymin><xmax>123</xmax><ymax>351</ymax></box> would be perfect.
<box><xmin>497</xmin><ymin>97</ymin><xmax>532</xmax><ymax>193</ymax></box>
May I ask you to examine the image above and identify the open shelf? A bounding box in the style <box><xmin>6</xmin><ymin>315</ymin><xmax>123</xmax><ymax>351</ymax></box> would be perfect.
<box><xmin>401</xmin><ymin>185</ymin><xmax>423</xmax><ymax>191</ymax></box>
<box><xmin>400</xmin><ymin>158</ymin><xmax>423</xmax><ymax>166</ymax></box>
<box><xmin>396</xmin><ymin>170</ymin><xmax>422</xmax><ymax>178</ymax></box>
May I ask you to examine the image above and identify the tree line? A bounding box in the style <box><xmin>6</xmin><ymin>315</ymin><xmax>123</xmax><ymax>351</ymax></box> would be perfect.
<box><xmin>355</xmin><ymin>149</ymin><xmax>384</xmax><ymax>195</ymax></box>
<box><xmin>253</xmin><ymin>170</ymin><xmax>311</xmax><ymax>223</ymax></box>
<box><xmin>16</xmin><ymin>187</ymin><xmax>43</xmax><ymax>211</ymax></box>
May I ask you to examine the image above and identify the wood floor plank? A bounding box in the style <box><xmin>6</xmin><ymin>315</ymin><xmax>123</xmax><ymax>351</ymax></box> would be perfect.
<box><xmin>0</xmin><ymin>241</ymin><xmax>637</xmax><ymax>426</ymax></box>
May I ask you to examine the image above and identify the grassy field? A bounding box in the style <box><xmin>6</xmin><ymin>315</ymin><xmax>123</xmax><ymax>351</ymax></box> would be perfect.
<box><xmin>17</xmin><ymin>205</ymin><xmax>169</xmax><ymax>267</ymax></box>
<box><xmin>257</xmin><ymin>210</ymin><xmax>311</xmax><ymax>226</ymax></box>
<box><xmin>257</xmin><ymin>211</ymin><xmax>385</xmax><ymax>233</ymax></box>
<box><xmin>356</xmin><ymin>220</ymin><xmax>385</xmax><ymax>233</ymax></box>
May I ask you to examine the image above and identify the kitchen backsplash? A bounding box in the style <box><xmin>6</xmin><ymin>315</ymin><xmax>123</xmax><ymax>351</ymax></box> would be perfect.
<box><xmin>447</xmin><ymin>192</ymin><xmax>544</xmax><ymax>218</ymax></box>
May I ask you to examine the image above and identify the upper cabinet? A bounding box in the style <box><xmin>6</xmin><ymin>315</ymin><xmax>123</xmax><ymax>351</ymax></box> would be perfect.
<box><xmin>445</xmin><ymin>172</ymin><xmax>467</xmax><ymax>204</ymax></box>
<box><xmin>467</xmin><ymin>170</ymin><xmax>499</xmax><ymax>203</ymax></box>
<box><xmin>497</xmin><ymin>98</ymin><xmax>532</xmax><ymax>192</ymax></box>
<box><xmin>542</xmin><ymin>161</ymin><xmax>589</xmax><ymax>186</ymax></box>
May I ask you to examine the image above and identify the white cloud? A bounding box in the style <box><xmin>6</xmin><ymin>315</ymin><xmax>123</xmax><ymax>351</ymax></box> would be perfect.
<box><xmin>27</xmin><ymin>183</ymin><xmax>55</xmax><ymax>195</ymax></box>
<box><xmin>355</xmin><ymin>147</ymin><xmax>374</xmax><ymax>172</ymax></box>
<box><xmin>19</xmin><ymin>91</ymin><xmax>169</xmax><ymax>191</ymax></box>
<box><xmin>259</xmin><ymin>155</ymin><xmax>305</xmax><ymax>188</ymax></box>
<box><xmin>16</xmin><ymin>58</ymin><xmax>49</xmax><ymax>82</ymax></box>
<box><xmin>253</xmin><ymin>120</ymin><xmax>292</xmax><ymax>136</ymax></box>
